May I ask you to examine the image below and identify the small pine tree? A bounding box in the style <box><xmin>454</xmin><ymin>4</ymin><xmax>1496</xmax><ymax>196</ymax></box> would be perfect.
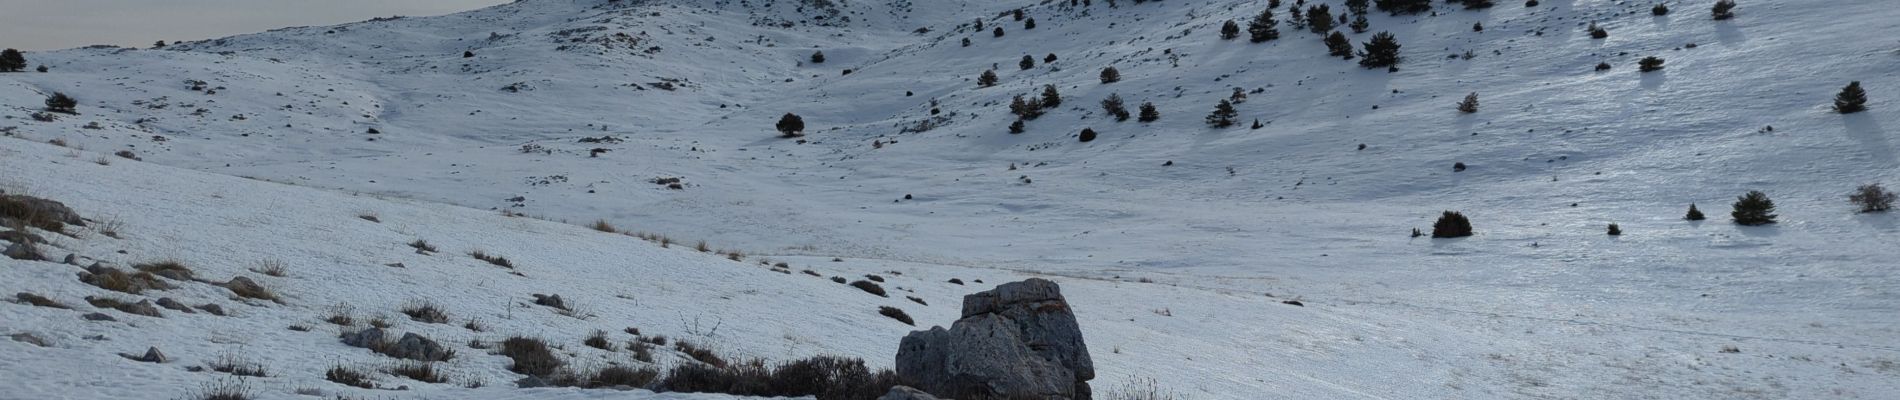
<box><xmin>1100</xmin><ymin>66</ymin><xmax>1121</xmax><ymax>83</ymax></box>
<box><xmin>1473</xmin><ymin>22</ymin><xmax>1484</xmax><ymax>32</ymax></box>
<box><xmin>1606</xmin><ymin>223</ymin><xmax>1622</xmax><ymax>236</ymax></box>
<box><xmin>775</xmin><ymin>113</ymin><xmax>805</xmax><ymax>137</ymax></box>
<box><xmin>994</xmin><ymin>27</ymin><xmax>1006</xmax><ymax>37</ymax></box>
<box><xmin>810</xmin><ymin>51</ymin><xmax>826</xmax><ymax>64</ymax></box>
<box><xmin>1652</xmin><ymin>4</ymin><xmax>1669</xmax><ymax>15</ymax></box>
<box><xmin>1009</xmin><ymin>119</ymin><xmax>1026</xmax><ymax>134</ymax></box>
<box><xmin>1685</xmin><ymin>204</ymin><xmax>1706</xmax><ymax>221</ymax></box>
<box><xmin>1730</xmin><ymin>190</ymin><xmax>1777</xmax><ymax>226</ymax></box>
<box><xmin>1206</xmin><ymin>99</ymin><xmax>1238</xmax><ymax>128</ymax></box>
<box><xmin>44</xmin><ymin>92</ymin><xmax>78</xmax><ymax>114</ymax></box>
<box><xmin>1834</xmin><ymin>81</ymin><xmax>1867</xmax><ymax>114</ymax></box>
<box><xmin>1324</xmin><ymin>31</ymin><xmax>1355</xmax><ymax>59</ymax></box>
<box><xmin>1374</xmin><ymin>0</ymin><xmax>1433</xmax><ymax>15</ymax></box>
<box><xmin>1638</xmin><ymin>56</ymin><xmax>1665</xmax><ymax>72</ymax></box>
<box><xmin>1248</xmin><ymin>8</ymin><xmax>1281</xmax><ymax>43</ymax></box>
<box><xmin>1138</xmin><ymin>102</ymin><xmax>1160</xmax><ymax>122</ymax></box>
<box><xmin>1013</xmin><ymin>9</ymin><xmax>1025</xmax><ymax>21</ymax></box>
<box><xmin>1457</xmin><ymin>92</ymin><xmax>1479</xmax><ymax>113</ymax></box>
<box><xmin>153</xmin><ymin>40</ymin><xmax>167</xmax><ymax>49</ymax></box>
<box><xmin>1289</xmin><ymin>7</ymin><xmax>1306</xmax><ymax>30</ymax></box>
<box><xmin>1849</xmin><ymin>183</ymin><xmax>1895</xmax><ymax>213</ymax></box>
<box><xmin>978</xmin><ymin>70</ymin><xmax>999</xmax><ymax>87</ymax></box>
<box><xmin>0</xmin><ymin>48</ymin><xmax>26</xmax><ymax>72</ymax></box>
<box><xmin>1712</xmin><ymin>0</ymin><xmax>1736</xmax><ymax>20</ymax></box>
<box><xmin>1454</xmin><ymin>0</ymin><xmax>1495</xmax><ymax>9</ymax></box>
<box><xmin>1596</xmin><ymin>62</ymin><xmax>1613</xmax><ymax>71</ymax></box>
<box><xmin>1251</xmin><ymin>119</ymin><xmax>1264</xmax><ymax>129</ymax></box>
<box><xmin>1078</xmin><ymin>128</ymin><xmax>1097</xmax><ymax>142</ymax></box>
<box><xmin>1221</xmin><ymin>20</ymin><xmax>1242</xmax><ymax>40</ymax></box>
<box><xmin>1040</xmin><ymin>84</ymin><xmax>1062</xmax><ymax>108</ymax></box>
<box><xmin>1346</xmin><ymin>0</ymin><xmax>1370</xmax><ymax>14</ymax></box>
<box><xmin>1357</xmin><ymin>32</ymin><xmax>1401</xmax><ymax>69</ymax></box>
<box><xmin>1025</xmin><ymin>18</ymin><xmax>1037</xmax><ymax>30</ymax></box>
<box><xmin>1350</xmin><ymin>14</ymin><xmax>1370</xmax><ymax>33</ymax></box>
<box><xmin>1588</xmin><ymin>22</ymin><xmax>1608</xmax><ymax>39</ymax></box>
<box><xmin>1307</xmin><ymin>5</ymin><xmax>1334</xmax><ymax>34</ymax></box>
<box><xmin>962</xmin><ymin>37</ymin><xmax>972</xmax><ymax>47</ymax></box>
<box><xmin>1431</xmin><ymin>211</ymin><xmax>1473</xmax><ymax>238</ymax></box>
<box><xmin>1019</xmin><ymin>55</ymin><xmax>1036</xmax><ymax>70</ymax></box>
<box><xmin>1101</xmin><ymin>93</ymin><xmax>1130</xmax><ymax>121</ymax></box>
<box><xmin>1044</xmin><ymin>53</ymin><xmax>1058</xmax><ymax>63</ymax></box>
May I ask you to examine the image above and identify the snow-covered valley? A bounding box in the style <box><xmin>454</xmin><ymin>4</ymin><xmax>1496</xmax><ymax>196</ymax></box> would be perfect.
<box><xmin>3</xmin><ymin>0</ymin><xmax>1898</xmax><ymax>398</ymax></box>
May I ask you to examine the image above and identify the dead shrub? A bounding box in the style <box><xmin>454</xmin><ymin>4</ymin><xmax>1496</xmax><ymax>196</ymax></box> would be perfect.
<box><xmin>470</xmin><ymin>250</ymin><xmax>514</xmax><ymax>268</ymax></box>
<box><xmin>590</xmin><ymin>219</ymin><xmax>617</xmax><ymax>233</ymax></box>
<box><xmin>500</xmin><ymin>336</ymin><xmax>563</xmax><ymax>377</ymax></box>
<box><xmin>400</xmin><ymin>300</ymin><xmax>450</xmax><ymax>324</ymax></box>
<box><xmin>389</xmin><ymin>361</ymin><xmax>447</xmax><ymax>383</ymax></box>
<box><xmin>208</xmin><ymin>351</ymin><xmax>269</xmax><ymax>377</ymax></box>
<box><xmin>250</xmin><ymin>260</ymin><xmax>287</xmax><ymax>277</ymax></box>
<box><xmin>674</xmin><ymin>341</ymin><xmax>726</xmax><ymax>368</ymax></box>
<box><xmin>133</xmin><ymin>260</ymin><xmax>196</xmax><ymax>280</ymax></box>
<box><xmin>325</xmin><ymin>365</ymin><xmax>377</xmax><ymax>389</ymax></box>
<box><xmin>878</xmin><ymin>306</ymin><xmax>915</xmax><ymax>325</ymax></box>
<box><xmin>848</xmin><ymin>280</ymin><xmax>887</xmax><ymax>297</ymax></box>
<box><xmin>81</xmin><ymin>267</ymin><xmax>172</xmax><ymax>294</ymax></box>
<box><xmin>584</xmin><ymin>330</ymin><xmax>614</xmax><ymax>351</ymax></box>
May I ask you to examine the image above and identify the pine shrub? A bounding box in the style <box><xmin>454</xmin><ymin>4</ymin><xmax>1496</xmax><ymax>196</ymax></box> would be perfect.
<box><xmin>1431</xmin><ymin>211</ymin><xmax>1473</xmax><ymax>238</ymax></box>
<box><xmin>1834</xmin><ymin>81</ymin><xmax>1867</xmax><ymax>114</ymax></box>
<box><xmin>1730</xmin><ymin>191</ymin><xmax>1777</xmax><ymax>226</ymax></box>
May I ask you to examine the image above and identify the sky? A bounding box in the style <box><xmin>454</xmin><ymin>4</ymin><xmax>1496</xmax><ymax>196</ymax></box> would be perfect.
<box><xmin>0</xmin><ymin>0</ymin><xmax>509</xmax><ymax>51</ymax></box>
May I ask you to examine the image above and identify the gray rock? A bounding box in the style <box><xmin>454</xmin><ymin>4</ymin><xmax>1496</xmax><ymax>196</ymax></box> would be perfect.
<box><xmin>0</xmin><ymin>194</ymin><xmax>85</xmax><ymax>227</ymax></box>
<box><xmin>515</xmin><ymin>376</ymin><xmax>550</xmax><ymax>388</ymax></box>
<box><xmin>879</xmin><ymin>386</ymin><xmax>943</xmax><ymax>400</ymax></box>
<box><xmin>9</xmin><ymin>333</ymin><xmax>50</xmax><ymax>347</ymax></box>
<box><xmin>388</xmin><ymin>332</ymin><xmax>453</xmax><ymax>362</ymax></box>
<box><xmin>131</xmin><ymin>300</ymin><xmax>164</xmax><ymax>317</ymax></box>
<box><xmin>340</xmin><ymin>328</ymin><xmax>386</xmax><ymax>348</ymax></box>
<box><xmin>123</xmin><ymin>346</ymin><xmax>167</xmax><ymax>363</ymax></box>
<box><xmin>195</xmin><ymin>303</ymin><xmax>226</xmax><ymax>316</ymax></box>
<box><xmin>154</xmin><ymin>297</ymin><xmax>196</xmax><ymax>313</ymax></box>
<box><xmin>82</xmin><ymin>312</ymin><xmax>117</xmax><ymax>321</ymax></box>
<box><xmin>223</xmin><ymin>277</ymin><xmax>266</xmax><ymax>296</ymax></box>
<box><xmin>896</xmin><ymin>278</ymin><xmax>1094</xmax><ymax>400</ymax></box>
<box><xmin>0</xmin><ymin>229</ymin><xmax>45</xmax><ymax>245</ymax></box>
<box><xmin>532</xmin><ymin>294</ymin><xmax>567</xmax><ymax>310</ymax></box>
<box><xmin>3</xmin><ymin>242</ymin><xmax>43</xmax><ymax>261</ymax></box>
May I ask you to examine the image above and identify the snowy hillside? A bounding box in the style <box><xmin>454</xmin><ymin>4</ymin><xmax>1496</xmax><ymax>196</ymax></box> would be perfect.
<box><xmin>4</xmin><ymin>0</ymin><xmax>1900</xmax><ymax>398</ymax></box>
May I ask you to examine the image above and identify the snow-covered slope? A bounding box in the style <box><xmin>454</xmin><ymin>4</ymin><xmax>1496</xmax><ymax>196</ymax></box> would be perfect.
<box><xmin>4</xmin><ymin>0</ymin><xmax>1899</xmax><ymax>398</ymax></box>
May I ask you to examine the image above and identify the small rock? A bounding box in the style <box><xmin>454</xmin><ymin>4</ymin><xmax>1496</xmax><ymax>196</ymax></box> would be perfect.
<box><xmin>82</xmin><ymin>312</ymin><xmax>117</xmax><ymax>321</ymax></box>
<box><xmin>388</xmin><ymin>333</ymin><xmax>452</xmax><ymax>362</ymax></box>
<box><xmin>340</xmin><ymin>328</ymin><xmax>386</xmax><ymax>348</ymax></box>
<box><xmin>122</xmin><ymin>346</ymin><xmax>168</xmax><ymax>363</ymax></box>
<box><xmin>3</xmin><ymin>242</ymin><xmax>43</xmax><ymax>261</ymax></box>
<box><xmin>155</xmin><ymin>298</ymin><xmax>196</xmax><ymax>313</ymax></box>
<box><xmin>196</xmin><ymin>303</ymin><xmax>226</xmax><ymax>316</ymax></box>
<box><xmin>532</xmin><ymin>294</ymin><xmax>567</xmax><ymax>310</ymax></box>
<box><xmin>515</xmin><ymin>376</ymin><xmax>550</xmax><ymax>388</ymax></box>
<box><xmin>879</xmin><ymin>386</ymin><xmax>943</xmax><ymax>400</ymax></box>
<box><xmin>8</xmin><ymin>333</ymin><xmax>50</xmax><ymax>347</ymax></box>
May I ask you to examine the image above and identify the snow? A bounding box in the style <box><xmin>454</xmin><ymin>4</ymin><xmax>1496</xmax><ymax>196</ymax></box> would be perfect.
<box><xmin>3</xmin><ymin>0</ymin><xmax>1900</xmax><ymax>398</ymax></box>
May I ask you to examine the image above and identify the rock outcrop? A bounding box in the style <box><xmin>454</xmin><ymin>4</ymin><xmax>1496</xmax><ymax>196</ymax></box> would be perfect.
<box><xmin>896</xmin><ymin>278</ymin><xmax>1094</xmax><ymax>399</ymax></box>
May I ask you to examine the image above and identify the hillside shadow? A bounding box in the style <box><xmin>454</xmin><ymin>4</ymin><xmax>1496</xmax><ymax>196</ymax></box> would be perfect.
<box><xmin>1737</xmin><ymin>225</ymin><xmax>1781</xmax><ymax>238</ymax></box>
<box><xmin>1842</xmin><ymin>114</ymin><xmax>1895</xmax><ymax>167</ymax></box>
<box><xmin>1714</xmin><ymin>22</ymin><xmax>1748</xmax><ymax>45</ymax></box>
<box><xmin>1639</xmin><ymin>70</ymin><xmax>1666</xmax><ymax>90</ymax></box>
<box><xmin>1855</xmin><ymin>213</ymin><xmax>1897</xmax><ymax>232</ymax></box>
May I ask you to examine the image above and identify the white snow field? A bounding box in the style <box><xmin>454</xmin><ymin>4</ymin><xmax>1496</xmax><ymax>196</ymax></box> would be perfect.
<box><xmin>3</xmin><ymin>0</ymin><xmax>1900</xmax><ymax>398</ymax></box>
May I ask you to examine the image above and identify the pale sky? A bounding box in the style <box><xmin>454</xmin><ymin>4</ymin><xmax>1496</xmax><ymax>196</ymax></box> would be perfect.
<box><xmin>0</xmin><ymin>0</ymin><xmax>509</xmax><ymax>51</ymax></box>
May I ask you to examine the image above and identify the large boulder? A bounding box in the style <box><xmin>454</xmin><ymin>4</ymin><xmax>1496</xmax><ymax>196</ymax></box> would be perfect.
<box><xmin>340</xmin><ymin>327</ymin><xmax>386</xmax><ymax>348</ymax></box>
<box><xmin>896</xmin><ymin>278</ymin><xmax>1094</xmax><ymax>399</ymax></box>
<box><xmin>388</xmin><ymin>332</ymin><xmax>453</xmax><ymax>362</ymax></box>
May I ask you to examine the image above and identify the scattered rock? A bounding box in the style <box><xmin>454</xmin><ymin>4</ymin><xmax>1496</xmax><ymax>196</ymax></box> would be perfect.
<box><xmin>0</xmin><ymin>229</ymin><xmax>45</xmax><ymax>245</ymax></box>
<box><xmin>387</xmin><ymin>333</ymin><xmax>453</xmax><ymax>362</ymax></box>
<box><xmin>9</xmin><ymin>333</ymin><xmax>50</xmax><ymax>347</ymax></box>
<box><xmin>122</xmin><ymin>300</ymin><xmax>164</xmax><ymax>317</ymax></box>
<box><xmin>121</xmin><ymin>347</ymin><xmax>168</xmax><ymax>363</ymax></box>
<box><xmin>82</xmin><ymin>312</ymin><xmax>117</xmax><ymax>321</ymax></box>
<box><xmin>879</xmin><ymin>386</ymin><xmax>943</xmax><ymax>400</ymax></box>
<box><xmin>196</xmin><ymin>303</ymin><xmax>227</xmax><ymax>316</ymax></box>
<box><xmin>897</xmin><ymin>278</ymin><xmax>1094</xmax><ymax>399</ymax></box>
<box><xmin>154</xmin><ymin>298</ymin><xmax>196</xmax><ymax>313</ymax></box>
<box><xmin>515</xmin><ymin>376</ymin><xmax>550</xmax><ymax>388</ymax></box>
<box><xmin>531</xmin><ymin>294</ymin><xmax>568</xmax><ymax>310</ymax></box>
<box><xmin>340</xmin><ymin>328</ymin><xmax>387</xmax><ymax>349</ymax></box>
<box><xmin>3</xmin><ymin>242</ymin><xmax>43</xmax><ymax>261</ymax></box>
